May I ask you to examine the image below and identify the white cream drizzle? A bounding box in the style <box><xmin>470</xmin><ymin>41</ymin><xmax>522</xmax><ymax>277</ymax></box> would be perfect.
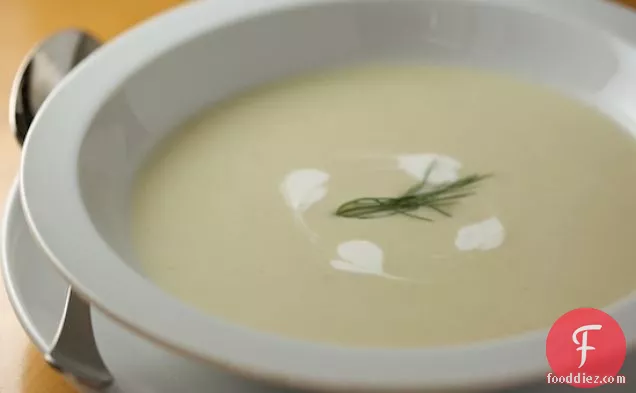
<box><xmin>397</xmin><ymin>153</ymin><xmax>462</xmax><ymax>184</ymax></box>
<box><xmin>330</xmin><ymin>240</ymin><xmax>405</xmax><ymax>280</ymax></box>
<box><xmin>281</xmin><ymin>169</ymin><xmax>330</xmax><ymax>241</ymax></box>
<box><xmin>455</xmin><ymin>217</ymin><xmax>505</xmax><ymax>251</ymax></box>
<box><xmin>281</xmin><ymin>169</ymin><xmax>330</xmax><ymax>212</ymax></box>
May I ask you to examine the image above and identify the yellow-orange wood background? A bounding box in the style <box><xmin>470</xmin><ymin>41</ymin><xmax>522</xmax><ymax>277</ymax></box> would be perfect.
<box><xmin>0</xmin><ymin>1</ymin><xmax>635</xmax><ymax>392</ymax></box>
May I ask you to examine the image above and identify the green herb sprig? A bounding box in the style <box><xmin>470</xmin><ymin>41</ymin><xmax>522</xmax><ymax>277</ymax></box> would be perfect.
<box><xmin>334</xmin><ymin>162</ymin><xmax>491</xmax><ymax>221</ymax></box>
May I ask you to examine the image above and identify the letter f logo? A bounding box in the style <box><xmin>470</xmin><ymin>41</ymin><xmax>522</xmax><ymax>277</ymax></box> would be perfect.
<box><xmin>573</xmin><ymin>324</ymin><xmax>602</xmax><ymax>368</ymax></box>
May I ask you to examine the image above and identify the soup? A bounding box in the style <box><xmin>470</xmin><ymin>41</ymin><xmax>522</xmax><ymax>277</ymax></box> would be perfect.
<box><xmin>131</xmin><ymin>65</ymin><xmax>636</xmax><ymax>348</ymax></box>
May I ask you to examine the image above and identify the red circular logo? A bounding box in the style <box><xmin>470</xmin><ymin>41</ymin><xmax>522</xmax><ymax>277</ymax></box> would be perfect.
<box><xmin>546</xmin><ymin>308</ymin><xmax>626</xmax><ymax>388</ymax></box>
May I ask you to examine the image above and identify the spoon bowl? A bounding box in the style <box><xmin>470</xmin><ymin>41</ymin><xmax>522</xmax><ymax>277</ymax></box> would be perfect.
<box><xmin>10</xmin><ymin>29</ymin><xmax>100</xmax><ymax>145</ymax></box>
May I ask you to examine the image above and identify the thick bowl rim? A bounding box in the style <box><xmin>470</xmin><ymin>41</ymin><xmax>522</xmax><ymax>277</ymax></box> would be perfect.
<box><xmin>19</xmin><ymin>0</ymin><xmax>636</xmax><ymax>390</ymax></box>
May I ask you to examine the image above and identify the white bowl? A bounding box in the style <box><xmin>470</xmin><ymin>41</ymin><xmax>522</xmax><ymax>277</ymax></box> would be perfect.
<box><xmin>19</xmin><ymin>0</ymin><xmax>636</xmax><ymax>391</ymax></box>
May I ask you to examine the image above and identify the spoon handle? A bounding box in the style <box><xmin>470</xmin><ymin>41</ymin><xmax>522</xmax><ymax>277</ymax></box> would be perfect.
<box><xmin>46</xmin><ymin>288</ymin><xmax>114</xmax><ymax>389</ymax></box>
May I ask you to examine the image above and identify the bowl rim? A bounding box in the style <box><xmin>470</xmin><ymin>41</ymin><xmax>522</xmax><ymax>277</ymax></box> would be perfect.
<box><xmin>19</xmin><ymin>0</ymin><xmax>636</xmax><ymax>390</ymax></box>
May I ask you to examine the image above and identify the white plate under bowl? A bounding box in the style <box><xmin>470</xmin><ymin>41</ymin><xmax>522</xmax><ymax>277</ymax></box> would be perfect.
<box><xmin>3</xmin><ymin>179</ymin><xmax>636</xmax><ymax>393</ymax></box>
<box><xmin>1</xmin><ymin>179</ymin><xmax>293</xmax><ymax>393</ymax></box>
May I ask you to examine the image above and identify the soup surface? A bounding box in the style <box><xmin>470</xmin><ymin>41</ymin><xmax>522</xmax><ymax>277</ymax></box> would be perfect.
<box><xmin>132</xmin><ymin>65</ymin><xmax>636</xmax><ymax>348</ymax></box>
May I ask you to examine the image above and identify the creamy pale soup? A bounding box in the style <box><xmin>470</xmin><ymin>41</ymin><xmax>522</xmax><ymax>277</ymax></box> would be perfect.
<box><xmin>132</xmin><ymin>65</ymin><xmax>636</xmax><ymax>348</ymax></box>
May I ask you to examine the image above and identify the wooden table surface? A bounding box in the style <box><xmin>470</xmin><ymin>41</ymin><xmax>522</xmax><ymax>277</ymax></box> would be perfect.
<box><xmin>1</xmin><ymin>0</ymin><xmax>636</xmax><ymax>392</ymax></box>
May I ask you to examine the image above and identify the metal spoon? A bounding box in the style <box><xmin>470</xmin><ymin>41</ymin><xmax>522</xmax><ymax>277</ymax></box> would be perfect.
<box><xmin>9</xmin><ymin>29</ymin><xmax>113</xmax><ymax>389</ymax></box>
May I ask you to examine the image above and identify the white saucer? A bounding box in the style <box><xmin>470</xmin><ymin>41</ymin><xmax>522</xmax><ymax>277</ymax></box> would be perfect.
<box><xmin>1</xmin><ymin>178</ymin><xmax>634</xmax><ymax>392</ymax></box>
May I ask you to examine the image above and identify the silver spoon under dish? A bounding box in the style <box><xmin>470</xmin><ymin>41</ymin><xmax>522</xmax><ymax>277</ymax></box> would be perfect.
<box><xmin>9</xmin><ymin>29</ymin><xmax>113</xmax><ymax>389</ymax></box>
